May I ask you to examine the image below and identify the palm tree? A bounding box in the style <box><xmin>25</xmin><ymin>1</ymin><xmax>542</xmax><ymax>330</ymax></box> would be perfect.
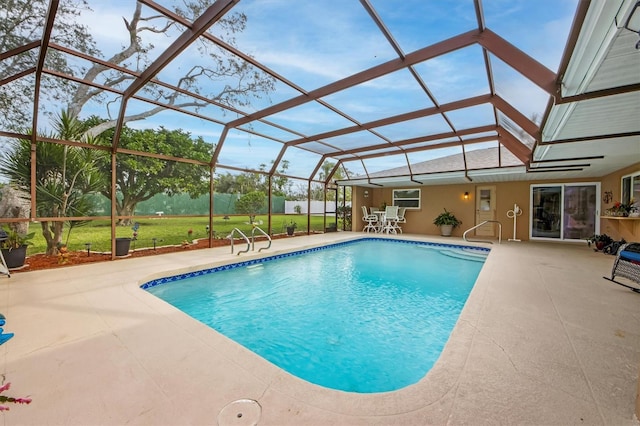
<box><xmin>0</xmin><ymin>111</ymin><xmax>107</xmax><ymax>254</ymax></box>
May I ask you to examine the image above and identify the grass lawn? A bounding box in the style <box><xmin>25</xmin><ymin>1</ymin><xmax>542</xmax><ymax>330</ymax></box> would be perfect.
<box><xmin>24</xmin><ymin>215</ymin><xmax>339</xmax><ymax>255</ymax></box>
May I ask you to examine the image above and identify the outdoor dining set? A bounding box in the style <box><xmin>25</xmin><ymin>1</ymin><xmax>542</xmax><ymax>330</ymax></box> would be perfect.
<box><xmin>361</xmin><ymin>206</ymin><xmax>406</xmax><ymax>234</ymax></box>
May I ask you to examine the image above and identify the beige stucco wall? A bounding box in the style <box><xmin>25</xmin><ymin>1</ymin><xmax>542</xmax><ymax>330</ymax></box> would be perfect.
<box><xmin>353</xmin><ymin>171</ymin><xmax>640</xmax><ymax>241</ymax></box>
<box><xmin>357</xmin><ymin>182</ymin><xmax>535</xmax><ymax>240</ymax></box>
<box><xmin>355</xmin><ymin>182</ymin><xmax>523</xmax><ymax>239</ymax></box>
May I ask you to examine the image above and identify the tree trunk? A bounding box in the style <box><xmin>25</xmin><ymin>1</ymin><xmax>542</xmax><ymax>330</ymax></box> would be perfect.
<box><xmin>117</xmin><ymin>217</ymin><xmax>133</xmax><ymax>226</ymax></box>
<box><xmin>41</xmin><ymin>221</ymin><xmax>64</xmax><ymax>255</ymax></box>
<box><xmin>116</xmin><ymin>199</ymin><xmax>139</xmax><ymax>226</ymax></box>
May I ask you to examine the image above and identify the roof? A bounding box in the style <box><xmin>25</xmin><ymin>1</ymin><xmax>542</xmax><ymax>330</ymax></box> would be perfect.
<box><xmin>1</xmin><ymin>0</ymin><xmax>638</xmax><ymax>188</ymax></box>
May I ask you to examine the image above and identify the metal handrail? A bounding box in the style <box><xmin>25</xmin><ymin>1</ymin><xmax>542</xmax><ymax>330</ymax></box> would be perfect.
<box><xmin>463</xmin><ymin>220</ymin><xmax>502</xmax><ymax>244</ymax></box>
<box><xmin>227</xmin><ymin>228</ymin><xmax>251</xmax><ymax>255</ymax></box>
<box><xmin>251</xmin><ymin>226</ymin><xmax>272</xmax><ymax>252</ymax></box>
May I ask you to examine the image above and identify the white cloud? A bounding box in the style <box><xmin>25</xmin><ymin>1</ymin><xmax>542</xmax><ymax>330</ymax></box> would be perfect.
<box><xmin>79</xmin><ymin>2</ymin><xmax>176</xmax><ymax>61</ymax></box>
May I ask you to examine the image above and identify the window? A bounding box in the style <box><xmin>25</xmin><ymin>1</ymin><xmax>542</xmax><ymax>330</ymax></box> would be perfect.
<box><xmin>621</xmin><ymin>171</ymin><xmax>640</xmax><ymax>205</ymax></box>
<box><xmin>392</xmin><ymin>189</ymin><xmax>421</xmax><ymax>209</ymax></box>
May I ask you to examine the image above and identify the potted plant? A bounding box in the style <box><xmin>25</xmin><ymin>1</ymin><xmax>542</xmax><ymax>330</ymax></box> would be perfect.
<box><xmin>433</xmin><ymin>209</ymin><xmax>462</xmax><ymax>237</ymax></box>
<box><xmin>587</xmin><ymin>234</ymin><xmax>613</xmax><ymax>251</ymax></box>
<box><xmin>0</xmin><ymin>227</ymin><xmax>35</xmax><ymax>269</ymax></box>
<box><xmin>286</xmin><ymin>221</ymin><xmax>297</xmax><ymax>236</ymax></box>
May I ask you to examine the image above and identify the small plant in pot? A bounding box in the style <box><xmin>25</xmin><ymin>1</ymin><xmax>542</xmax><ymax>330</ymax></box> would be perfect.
<box><xmin>286</xmin><ymin>221</ymin><xmax>297</xmax><ymax>236</ymax></box>
<box><xmin>433</xmin><ymin>209</ymin><xmax>462</xmax><ymax>237</ymax></box>
<box><xmin>0</xmin><ymin>227</ymin><xmax>35</xmax><ymax>269</ymax></box>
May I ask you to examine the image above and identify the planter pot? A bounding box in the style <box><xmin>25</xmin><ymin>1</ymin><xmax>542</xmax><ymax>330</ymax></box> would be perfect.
<box><xmin>286</xmin><ymin>227</ymin><xmax>295</xmax><ymax>236</ymax></box>
<box><xmin>1</xmin><ymin>245</ymin><xmax>28</xmax><ymax>269</ymax></box>
<box><xmin>115</xmin><ymin>237</ymin><xmax>132</xmax><ymax>256</ymax></box>
<box><xmin>439</xmin><ymin>224</ymin><xmax>453</xmax><ymax>237</ymax></box>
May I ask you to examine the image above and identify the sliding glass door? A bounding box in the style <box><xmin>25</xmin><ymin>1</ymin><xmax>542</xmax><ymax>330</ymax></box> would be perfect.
<box><xmin>530</xmin><ymin>183</ymin><xmax>599</xmax><ymax>241</ymax></box>
<box><xmin>532</xmin><ymin>186</ymin><xmax>562</xmax><ymax>238</ymax></box>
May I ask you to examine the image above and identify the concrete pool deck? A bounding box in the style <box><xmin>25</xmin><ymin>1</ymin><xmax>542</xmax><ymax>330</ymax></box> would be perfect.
<box><xmin>1</xmin><ymin>232</ymin><xmax>639</xmax><ymax>425</ymax></box>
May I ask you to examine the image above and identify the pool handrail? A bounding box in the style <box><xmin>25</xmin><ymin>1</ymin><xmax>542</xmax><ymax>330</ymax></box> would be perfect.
<box><xmin>251</xmin><ymin>226</ymin><xmax>272</xmax><ymax>252</ymax></box>
<box><xmin>227</xmin><ymin>228</ymin><xmax>251</xmax><ymax>255</ymax></box>
<box><xmin>463</xmin><ymin>220</ymin><xmax>502</xmax><ymax>244</ymax></box>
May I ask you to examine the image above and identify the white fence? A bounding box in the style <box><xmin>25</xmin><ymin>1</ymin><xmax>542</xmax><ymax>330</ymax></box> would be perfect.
<box><xmin>284</xmin><ymin>200</ymin><xmax>336</xmax><ymax>214</ymax></box>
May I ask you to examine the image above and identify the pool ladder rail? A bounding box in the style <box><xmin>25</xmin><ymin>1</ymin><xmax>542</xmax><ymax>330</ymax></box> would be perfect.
<box><xmin>463</xmin><ymin>220</ymin><xmax>502</xmax><ymax>244</ymax></box>
<box><xmin>227</xmin><ymin>226</ymin><xmax>272</xmax><ymax>255</ymax></box>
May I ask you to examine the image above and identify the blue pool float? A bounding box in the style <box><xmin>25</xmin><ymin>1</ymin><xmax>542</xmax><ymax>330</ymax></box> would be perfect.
<box><xmin>0</xmin><ymin>313</ymin><xmax>14</xmax><ymax>345</ymax></box>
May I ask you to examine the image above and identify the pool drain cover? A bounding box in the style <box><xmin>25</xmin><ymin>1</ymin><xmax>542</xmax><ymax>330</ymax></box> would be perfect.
<box><xmin>217</xmin><ymin>399</ymin><xmax>261</xmax><ymax>426</ymax></box>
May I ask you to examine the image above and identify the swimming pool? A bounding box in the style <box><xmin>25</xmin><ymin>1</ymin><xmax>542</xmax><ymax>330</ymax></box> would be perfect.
<box><xmin>143</xmin><ymin>238</ymin><xmax>488</xmax><ymax>393</ymax></box>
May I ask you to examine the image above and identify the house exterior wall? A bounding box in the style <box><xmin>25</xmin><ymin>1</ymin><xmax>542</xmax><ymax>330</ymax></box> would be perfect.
<box><xmin>353</xmin><ymin>162</ymin><xmax>640</xmax><ymax>243</ymax></box>
<box><xmin>363</xmin><ymin>182</ymin><xmax>534</xmax><ymax>239</ymax></box>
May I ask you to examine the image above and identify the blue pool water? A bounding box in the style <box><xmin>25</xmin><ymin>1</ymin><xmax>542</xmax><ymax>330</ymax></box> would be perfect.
<box><xmin>143</xmin><ymin>238</ymin><xmax>488</xmax><ymax>393</ymax></box>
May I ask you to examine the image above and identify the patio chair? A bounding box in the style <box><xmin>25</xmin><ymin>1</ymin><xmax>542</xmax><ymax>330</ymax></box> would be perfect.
<box><xmin>361</xmin><ymin>206</ymin><xmax>379</xmax><ymax>233</ymax></box>
<box><xmin>381</xmin><ymin>205</ymin><xmax>402</xmax><ymax>234</ymax></box>
<box><xmin>604</xmin><ymin>243</ymin><xmax>640</xmax><ymax>293</ymax></box>
<box><xmin>397</xmin><ymin>207</ymin><xmax>407</xmax><ymax>224</ymax></box>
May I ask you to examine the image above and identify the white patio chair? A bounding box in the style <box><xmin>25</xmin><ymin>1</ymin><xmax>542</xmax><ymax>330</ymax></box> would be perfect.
<box><xmin>394</xmin><ymin>207</ymin><xmax>406</xmax><ymax>233</ymax></box>
<box><xmin>381</xmin><ymin>205</ymin><xmax>401</xmax><ymax>234</ymax></box>
<box><xmin>361</xmin><ymin>206</ymin><xmax>378</xmax><ymax>233</ymax></box>
<box><xmin>397</xmin><ymin>207</ymin><xmax>406</xmax><ymax>224</ymax></box>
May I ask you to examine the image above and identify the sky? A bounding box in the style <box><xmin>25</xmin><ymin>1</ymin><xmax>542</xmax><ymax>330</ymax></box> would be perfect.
<box><xmin>32</xmin><ymin>0</ymin><xmax>581</xmax><ymax>180</ymax></box>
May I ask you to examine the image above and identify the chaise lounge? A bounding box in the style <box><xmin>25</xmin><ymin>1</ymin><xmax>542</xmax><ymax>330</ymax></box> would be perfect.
<box><xmin>605</xmin><ymin>243</ymin><xmax>640</xmax><ymax>293</ymax></box>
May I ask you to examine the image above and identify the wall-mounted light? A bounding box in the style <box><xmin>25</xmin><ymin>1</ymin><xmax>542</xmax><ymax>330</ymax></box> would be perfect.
<box><xmin>464</xmin><ymin>191</ymin><xmax>469</xmax><ymax>200</ymax></box>
<box><xmin>364</xmin><ymin>189</ymin><xmax>369</xmax><ymax>198</ymax></box>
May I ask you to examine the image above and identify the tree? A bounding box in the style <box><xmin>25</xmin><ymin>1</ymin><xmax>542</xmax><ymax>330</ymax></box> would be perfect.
<box><xmin>0</xmin><ymin>0</ymin><xmax>97</xmax><ymax>130</ymax></box>
<box><xmin>311</xmin><ymin>160</ymin><xmax>351</xmax><ymax>201</ymax></box>
<box><xmin>213</xmin><ymin>172</ymin><xmax>238</xmax><ymax>194</ymax></box>
<box><xmin>93</xmin><ymin>125</ymin><xmax>212</xmax><ymax>225</ymax></box>
<box><xmin>0</xmin><ymin>111</ymin><xmax>107</xmax><ymax>254</ymax></box>
<box><xmin>0</xmin><ymin>0</ymin><xmax>275</xmax><ymax>135</ymax></box>
<box><xmin>271</xmin><ymin>160</ymin><xmax>291</xmax><ymax>197</ymax></box>
<box><xmin>214</xmin><ymin>160</ymin><xmax>291</xmax><ymax>196</ymax></box>
<box><xmin>234</xmin><ymin>191</ymin><xmax>265</xmax><ymax>224</ymax></box>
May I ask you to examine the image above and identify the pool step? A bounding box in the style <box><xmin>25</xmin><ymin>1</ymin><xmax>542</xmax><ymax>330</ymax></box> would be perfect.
<box><xmin>416</xmin><ymin>245</ymin><xmax>488</xmax><ymax>262</ymax></box>
<box><xmin>246</xmin><ymin>264</ymin><xmax>264</xmax><ymax>272</ymax></box>
<box><xmin>438</xmin><ymin>249</ymin><xmax>488</xmax><ymax>262</ymax></box>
